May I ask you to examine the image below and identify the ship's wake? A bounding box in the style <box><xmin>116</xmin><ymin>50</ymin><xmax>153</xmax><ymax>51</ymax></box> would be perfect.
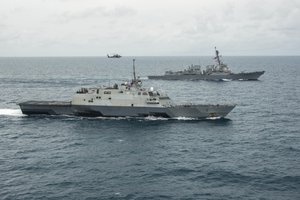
<box><xmin>173</xmin><ymin>117</ymin><xmax>198</xmax><ymax>121</ymax></box>
<box><xmin>0</xmin><ymin>109</ymin><xmax>228</xmax><ymax>122</ymax></box>
<box><xmin>221</xmin><ymin>79</ymin><xmax>232</xmax><ymax>82</ymax></box>
<box><xmin>94</xmin><ymin>116</ymin><xmax>225</xmax><ymax>121</ymax></box>
<box><xmin>0</xmin><ymin>109</ymin><xmax>25</xmax><ymax>117</ymax></box>
<box><xmin>205</xmin><ymin>116</ymin><xmax>222</xmax><ymax>120</ymax></box>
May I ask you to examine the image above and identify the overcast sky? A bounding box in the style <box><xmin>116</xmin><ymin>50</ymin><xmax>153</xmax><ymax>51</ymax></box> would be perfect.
<box><xmin>0</xmin><ymin>0</ymin><xmax>299</xmax><ymax>56</ymax></box>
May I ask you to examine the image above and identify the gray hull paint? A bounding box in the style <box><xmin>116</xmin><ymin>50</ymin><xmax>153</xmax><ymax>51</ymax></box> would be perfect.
<box><xmin>19</xmin><ymin>101</ymin><xmax>73</xmax><ymax>115</ymax></box>
<box><xmin>148</xmin><ymin>71</ymin><xmax>265</xmax><ymax>81</ymax></box>
<box><xmin>19</xmin><ymin>101</ymin><xmax>235</xmax><ymax>119</ymax></box>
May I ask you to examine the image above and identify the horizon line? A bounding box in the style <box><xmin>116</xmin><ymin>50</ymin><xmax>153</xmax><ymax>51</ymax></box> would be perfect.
<box><xmin>1</xmin><ymin>55</ymin><xmax>300</xmax><ymax>58</ymax></box>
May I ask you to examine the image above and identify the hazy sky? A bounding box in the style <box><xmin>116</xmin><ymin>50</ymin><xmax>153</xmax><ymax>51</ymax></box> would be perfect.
<box><xmin>0</xmin><ymin>0</ymin><xmax>299</xmax><ymax>56</ymax></box>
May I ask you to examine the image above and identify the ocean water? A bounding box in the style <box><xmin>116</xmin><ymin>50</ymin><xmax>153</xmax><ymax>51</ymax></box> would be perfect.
<box><xmin>0</xmin><ymin>56</ymin><xmax>299</xmax><ymax>200</ymax></box>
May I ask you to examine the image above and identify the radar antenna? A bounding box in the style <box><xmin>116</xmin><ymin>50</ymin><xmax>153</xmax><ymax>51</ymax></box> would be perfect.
<box><xmin>215</xmin><ymin>47</ymin><xmax>221</xmax><ymax>66</ymax></box>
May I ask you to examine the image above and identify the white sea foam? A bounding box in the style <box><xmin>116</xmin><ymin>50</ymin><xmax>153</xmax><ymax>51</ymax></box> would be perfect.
<box><xmin>174</xmin><ymin>117</ymin><xmax>197</xmax><ymax>121</ymax></box>
<box><xmin>95</xmin><ymin>116</ymin><xmax>130</xmax><ymax>120</ymax></box>
<box><xmin>222</xmin><ymin>79</ymin><xmax>232</xmax><ymax>82</ymax></box>
<box><xmin>144</xmin><ymin>116</ymin><xmax>168</xmax><ymax>121</ymax></box>
<box><xmin>206</xmin><ymin>116</ymin><xmax>221</xmax><ymax>120</ymax></box>
<box><xmin>0</xmin><ymin>109</ymin><xmax>25</xmax><ymax>117</ymax></box>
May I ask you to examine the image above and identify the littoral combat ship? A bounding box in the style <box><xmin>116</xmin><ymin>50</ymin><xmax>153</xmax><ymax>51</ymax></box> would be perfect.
<box><xmin>148</xmin><ymin>47</ymin><xmax>265</xmax><ymax>81</ymax></box>
<box><xmin>19</xmin><ymin>60</ymin><xmax>235</xmax><ymax>119</ymax></box>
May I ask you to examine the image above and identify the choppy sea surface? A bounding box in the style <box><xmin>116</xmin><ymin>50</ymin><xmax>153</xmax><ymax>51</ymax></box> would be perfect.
<box><xmin>0</xmin><ymin>56</ymin><xmax>299</xmax><ymax>200</ymax></box>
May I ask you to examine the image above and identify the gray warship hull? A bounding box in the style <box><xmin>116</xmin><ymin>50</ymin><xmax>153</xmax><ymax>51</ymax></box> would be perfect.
<box><xmin>148</xmin><ymin>71</ymin><xmax>265</xmax><ymax>81</ymax></box>
<box><xmin>19</xmin><ymin>101</ymin><xmax>235</xmax><ymax>119</ymax></box>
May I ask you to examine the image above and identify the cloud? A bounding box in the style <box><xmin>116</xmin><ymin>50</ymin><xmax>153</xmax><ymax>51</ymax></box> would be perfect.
<box><xmin>56</xmin><ymin>5</ymin><xmax>137</xmax><ymax>23</ymax></box>
<box><xmin>0</xmin><ymin>0</ymin><xmax>299</xmax><ymax>56</ymax></box>
<box><xmin>0</xmin><ymin>33</ymin><xmax>20</xmax><ymax>42</ymax></box>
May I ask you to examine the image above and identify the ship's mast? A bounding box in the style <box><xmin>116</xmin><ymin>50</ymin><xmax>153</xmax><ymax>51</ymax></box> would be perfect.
<box><xmin>133</xmin><ymin>59</ymin><xmax>136</xmax><ymax>81</ymax></box>
<box><xmin>215</xmin><ymin>47</ymin><xmax>221</xmax><ymax>65</ymax></box>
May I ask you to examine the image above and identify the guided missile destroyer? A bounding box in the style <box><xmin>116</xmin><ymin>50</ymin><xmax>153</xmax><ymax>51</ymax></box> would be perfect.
<box><xmin>19</xmin><ymin>60</ymin><xmax>235</xmax><ymax>119</ymax></box>
<box><xmin>148</xmin><ymin>48</ymin><xmax>265</xmax><ymax>81</ymax></box>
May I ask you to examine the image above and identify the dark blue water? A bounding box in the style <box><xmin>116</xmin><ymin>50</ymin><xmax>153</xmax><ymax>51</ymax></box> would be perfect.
<box><xmin>0</xmin><ymin>56</ymin><xmax>299</xmax><ymax>199</ymax></box>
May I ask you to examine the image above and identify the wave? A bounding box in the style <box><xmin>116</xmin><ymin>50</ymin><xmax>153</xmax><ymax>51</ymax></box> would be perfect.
<box><xmin>221</xmin><ymin>78</ymin><xmax>232</xmax><ymax>82</ymax></box>
<box><xmin>0</xmin><ymin>109</ymin><xmax>25</xmax><ymax>117</ymax></box>
<box><xmin>174</xmin><ymin>116</ymin><xmax>198</xmax><ymax>121</ymax></box>
<box><xmin>144</xmin><ymin>116</ymin><xmax>169</xmax><ymax>121</ymax></box>
<box><xmin>205</xmin><ymin>116</ymin><xmax>221</xmax><ymax>120</ymax></box>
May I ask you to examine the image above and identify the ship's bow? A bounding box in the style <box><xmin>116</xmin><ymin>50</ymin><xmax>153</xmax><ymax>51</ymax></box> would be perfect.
<box><xmin>168</xmin><ymin>104</ymin><xmax>236</xmax><ymax>119</ymax></box>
